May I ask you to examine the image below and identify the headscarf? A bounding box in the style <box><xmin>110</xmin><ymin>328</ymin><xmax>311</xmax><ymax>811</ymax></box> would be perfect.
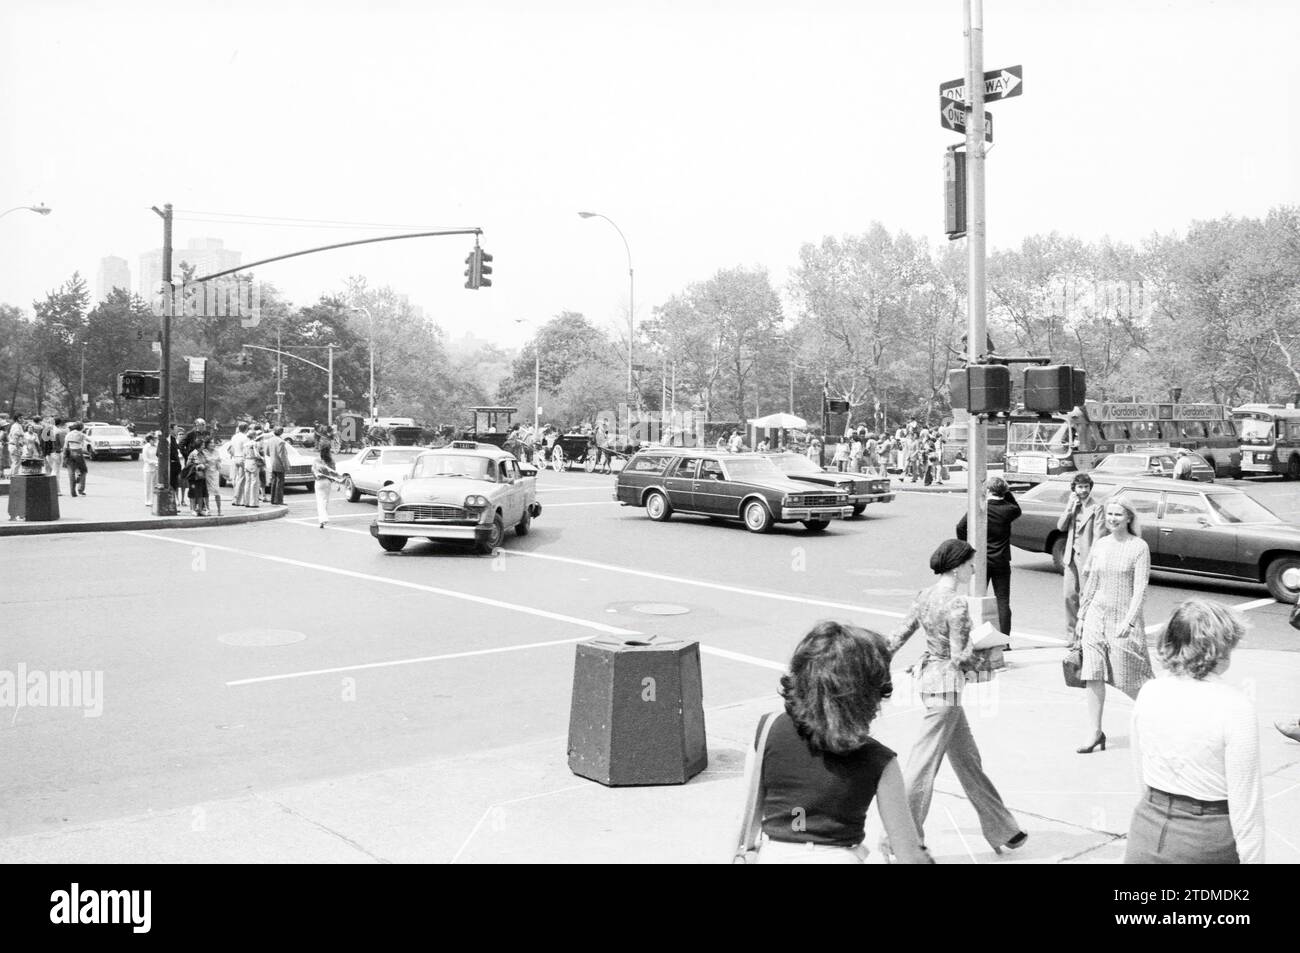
<box><xmin>929</xmin><ymin>539</ymin><xmax>975</xmax><ymax>574</ymax></box>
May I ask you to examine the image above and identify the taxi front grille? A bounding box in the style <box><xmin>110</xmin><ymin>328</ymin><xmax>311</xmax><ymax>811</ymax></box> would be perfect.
<box><xmin>795</xmin><ymin>495</ymin><xmax>842</xmax><ymax>507</ymax></box>
<box><xmin>385</xmin><ymin>504</ymin><xmax>467</xmax><ymax>521</ymax></box>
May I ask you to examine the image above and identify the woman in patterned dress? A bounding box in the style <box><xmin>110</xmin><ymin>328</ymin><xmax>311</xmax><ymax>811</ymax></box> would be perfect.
<box><xmin>236</xmin><ymin>431</ymin><xmax>263</xmax><ymax>507</ymax></box>
<box><xmin>887</xmin><ymin>539</ymin><xmax>1027</xmax><ymax>854</ymax></box>
<box><xmin>1074</xmin><ymin>499</ymin><xmax>1155</xmax><ymax>753</ymax></box>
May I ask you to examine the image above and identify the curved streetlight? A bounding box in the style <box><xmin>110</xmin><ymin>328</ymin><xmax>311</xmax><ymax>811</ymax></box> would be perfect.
<box><xmin>577</xmin><ymin>211</ymin><xmax>634</xmax><ymax>409</ymax></box>
<box><xmin>0</xmin><ymin>203</ymin><xmax>52</xmax><ymax>221</ymax></box>
<box><xmin>348</xmin><ymin>306</ymin><xmax>376</xmax><ymax>420</ymax></box>
<box><xmin>515</xmin><ymin>318</ymin><xmax>541</xmax><ymax>436</ymax></box>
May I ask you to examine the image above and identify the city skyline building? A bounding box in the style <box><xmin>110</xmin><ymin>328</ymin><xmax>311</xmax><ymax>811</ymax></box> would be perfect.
<box><xmin>138</xmin><ymin>237</ymin><xmax>241</xmax><ymax>298</ymax></box>
<box><xmin>95</xmin><ymin>255</ymin><xmax>131</xmax><ymax>302</ymax></box>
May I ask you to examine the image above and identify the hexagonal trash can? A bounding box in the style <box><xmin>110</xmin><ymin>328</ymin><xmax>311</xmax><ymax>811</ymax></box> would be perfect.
<box><xmin>7</xmin><ymin>473</ymin><xmax>59</xmax><ymax>522</ymax></box>
<box><xmin>567</xmin><ymin>636</ymin><xmax>707</xmax><ymax>786</ymax></box>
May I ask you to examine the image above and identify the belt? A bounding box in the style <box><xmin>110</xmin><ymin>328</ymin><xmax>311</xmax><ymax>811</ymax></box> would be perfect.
<box><xmin>1147</xmin><ymin>787</ymin><xmax>1229</xmax><ymax>816</ymax></box>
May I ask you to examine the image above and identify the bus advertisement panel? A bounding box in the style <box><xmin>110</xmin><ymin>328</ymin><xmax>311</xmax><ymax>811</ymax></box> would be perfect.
<box><xmin>1003</xmin><ymin>401</ymin><xmax>1240</xmax><ymax>485</ymax></box>
<box><xmin>1232</xmin><ymin>404</ymin><xmax>1300</xmax><ymax>479</ymax></box>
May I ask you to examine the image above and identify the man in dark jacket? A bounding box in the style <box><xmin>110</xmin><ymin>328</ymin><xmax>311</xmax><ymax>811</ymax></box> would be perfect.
<box><xmin>956</xmin><ymin>476</ymin><xmax>1021</xmax><ymax>639</ymax></box>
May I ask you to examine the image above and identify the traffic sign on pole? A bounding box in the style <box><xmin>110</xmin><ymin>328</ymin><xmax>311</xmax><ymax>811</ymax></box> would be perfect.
<box><xmin>940</xmin><ymin>64</ymin><xmax>1022</xmax><ymax>104</ymax></box>
<box><xmin>940</xmin><ymin>100</ymin><xmax>993</xmax><ymax>141</ymax></box>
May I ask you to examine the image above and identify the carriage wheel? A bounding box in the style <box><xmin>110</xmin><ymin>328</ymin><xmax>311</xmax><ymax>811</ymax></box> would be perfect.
<box><xmin>583</xmin><ymin>453</ymin><xmax>596</xmax><ymax>473</ymax></box>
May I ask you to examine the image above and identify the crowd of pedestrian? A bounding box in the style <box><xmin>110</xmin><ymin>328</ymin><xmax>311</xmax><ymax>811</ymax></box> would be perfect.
<box><xmin>737</xmin><ymin>462</ymin><xmax>1274</xmax><ymax>865</ymax></box>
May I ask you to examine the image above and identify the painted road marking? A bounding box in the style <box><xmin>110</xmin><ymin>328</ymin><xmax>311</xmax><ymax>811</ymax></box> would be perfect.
<box><xmin>126</xmin><ymin>531</ymin><xmax>642</xmax><ymax>637</ymax></box>
<box><xmin>1234</xmin><ymin>597</ymin><xmax>1278</xmax><ymax>612</ymax></box>
<box><xmin>226</xmin><ymin>636</ymin><xmax>597</xmax><ymax>686</ymax></box>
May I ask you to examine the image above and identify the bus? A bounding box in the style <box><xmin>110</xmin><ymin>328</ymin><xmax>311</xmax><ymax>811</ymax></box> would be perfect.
<box><xmin>941</xmin><ymin>409</ymin><xmax>1007</xmax><ymax>468</ymax></box>
<box><xmin>1232</xmin><ymin>403</ymin><xmax>1300</xmax><ymax>479</ymax></box>
<box><xmin>1003</xmin><ymin>401</ymin><xmax>1241</xmax><ymax>485</ymax></box>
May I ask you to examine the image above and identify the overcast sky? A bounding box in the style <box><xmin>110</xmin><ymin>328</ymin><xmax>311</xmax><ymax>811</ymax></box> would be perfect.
<box><xmin>2</xmin><ymin>0</ymin><xmax>1297</xmax><ymax>350</ymax></box>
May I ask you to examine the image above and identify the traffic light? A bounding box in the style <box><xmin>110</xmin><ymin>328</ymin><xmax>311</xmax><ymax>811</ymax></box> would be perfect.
<box><xmin>944</xmin><ymin>147</ymin><xmax>967</xmax><ymax>241</ymax></box>
<box><xmin>477</xmin><ymin>249</ymin><xmax>492</xmax><ymax>288</ymax></box>
<box><xmin>824</xmin><ymin>398</ymin><xmax>850</xmax><ymax>414</ymax></box>
<box><xmin>1024</xmin><ymin>365</ymin><xmax>1086</xmax><ymax>413</ymax></box>
<box><xmin>118</xmin><ymin>370</ymin><xmax>161</xmax><ymax>399</ymax></box>
<box><xmin>464</xmin><ymin>250</ymin><xmax>478</xmax><ymax>289</ymax></box>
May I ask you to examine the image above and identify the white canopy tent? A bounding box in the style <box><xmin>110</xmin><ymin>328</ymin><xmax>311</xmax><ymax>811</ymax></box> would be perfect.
<box><xmin>748</xmin><ymin>412</ymin><xmax>807</xmax><ymax>430</ymax></box>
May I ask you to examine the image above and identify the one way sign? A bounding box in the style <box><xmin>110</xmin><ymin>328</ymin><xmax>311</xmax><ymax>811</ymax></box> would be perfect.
<box><xmin>940</xmin><ymin>100</ymin><xmax>992</xmax><ymax>142</ymax></box>
<box><xmin>940</xmin><ymin>65</ymin><xmax>1023</xmax><ymax>104</ymax></box>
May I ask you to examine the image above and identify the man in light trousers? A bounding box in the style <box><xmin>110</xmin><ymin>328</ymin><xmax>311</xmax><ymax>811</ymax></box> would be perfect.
<box><xmin>229</xmin><ymin>422</ymin><xmax>250</xmax><ymax>505</ymax></box>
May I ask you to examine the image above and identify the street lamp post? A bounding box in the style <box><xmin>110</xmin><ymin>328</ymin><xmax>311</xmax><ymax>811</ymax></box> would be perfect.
<box><xmin>515</xmin><ymin>319</ymin><xmax>541</xmax><ymax>435</ymax></box>
<box><xmin>0</xmin><ymin>203</ymin><xmax>52</xmax><ymax>221</ymax></box>
<box><xmin>577</xmin><ymin>211</ymin><xmax>634</xmax><ymax>410</ymax></box>
<box><xmin>349</xmin><ymin>306</ymin><xmax>375</xmax><ymax>421</ymax></box>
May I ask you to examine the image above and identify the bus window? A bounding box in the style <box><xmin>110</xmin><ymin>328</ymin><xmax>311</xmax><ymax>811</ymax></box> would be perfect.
<box><xmin>1208</xmin><ymin>419</ymin><xmax>1235</xmax><ymax>438</ymax></box>
<box><xmin>1178</xmin><ymin>421</ymin><xmax>1208</xmax><ymax>440</ymax></box>
<box><xmin>1079</xmin><ymin>422</ymin><xmax>1106</xmax><ymax>452</ymax></box>
<box><xmin>1129</xmin><ymin>420</ymin><xmax>1161</xmax><ymax>442</ymax></box>
<box><xmin>1288</xmin><ymin>422</ymin><xmax>1300</xmax><ymax>441</ymax></box>
<box><xmin>1099</xmin><ymin>422</ymin><xmax>1129</xmax><ymax>441</ymax></box>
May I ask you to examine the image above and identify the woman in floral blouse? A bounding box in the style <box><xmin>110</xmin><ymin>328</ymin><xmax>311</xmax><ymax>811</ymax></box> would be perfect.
<box><xmin>886</xmin><ymin>538</ymin><xmax>1027</xmax><ymax>855</ymax></box>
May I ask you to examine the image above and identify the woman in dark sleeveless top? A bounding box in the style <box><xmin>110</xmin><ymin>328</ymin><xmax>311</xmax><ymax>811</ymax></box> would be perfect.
<box><xmin>752</xmin><ymin>621</ymin><xmax>931</xmax><ymax>863</ymax></box>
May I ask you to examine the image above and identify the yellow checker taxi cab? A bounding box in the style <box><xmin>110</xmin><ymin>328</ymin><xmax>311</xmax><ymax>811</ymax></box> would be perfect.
<box><xmin>369</xmin><ymin>441</ymin><xmax>541</xmax><ymax>554</ymax></box>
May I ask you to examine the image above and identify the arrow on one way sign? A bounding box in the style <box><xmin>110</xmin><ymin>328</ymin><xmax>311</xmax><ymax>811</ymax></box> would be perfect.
<box><xmin>940</xmin><ymin>65</ymin><xmax>1023</xmax><ymax>104</ymax></box>
<box><xmin>940</xmin><ymin>100</ymin><xmax>993</xmax><ymax>142</ymax></box>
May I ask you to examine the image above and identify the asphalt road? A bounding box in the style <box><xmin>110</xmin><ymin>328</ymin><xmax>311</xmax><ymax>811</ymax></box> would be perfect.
<box><xmin>2</xmin><ymin>458</ymin><xmax>1296</xmax><ymax>840</ymax></box>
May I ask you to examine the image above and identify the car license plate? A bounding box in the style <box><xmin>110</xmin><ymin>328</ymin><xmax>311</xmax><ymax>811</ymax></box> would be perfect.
<box><xmin>396</xmin><ymin>511</ymin><xmax>415</xmax><ymax>522</ymax></box>
<box><xmin>1020</xmin><ymin>457</ymin><xmax>1048</xmax><ymax>474</ymax></box>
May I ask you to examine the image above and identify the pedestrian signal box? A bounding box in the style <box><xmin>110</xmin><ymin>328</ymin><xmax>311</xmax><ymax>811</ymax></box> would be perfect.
<box><xmin>948</xmin><ymin>365</ymin><xmax>1011</xmax><ymax>414</ymax></box>
<box><xmin>1024</xmin><ymin>365</ymin><xmax>1086</xmax><ymax>413</ymax></box>
<box><xmin>118</xmin><ymin>370</ymin><xmax>161</xmax><ymax>399</ymax></box>
<box><xmin>944</xmin><ymin>148</ymin><xmax>967</xmax><ymax>240</ymax></box>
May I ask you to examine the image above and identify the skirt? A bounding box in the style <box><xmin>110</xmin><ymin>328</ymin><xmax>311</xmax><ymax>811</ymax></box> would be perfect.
<box><xmin>1124</xmin><ymin>787</ymin><xmax>1239</xmax><ymax>864</ymax></box>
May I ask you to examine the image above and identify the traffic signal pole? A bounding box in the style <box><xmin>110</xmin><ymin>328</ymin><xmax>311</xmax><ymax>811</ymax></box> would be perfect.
<box><xmin>964</xmin><ymin>0</ymin><xmax>998</xmax><ymax>636</ymax></box>
<box><xmin>151</xmin><ymin>203</ymin><xmax>177</xmax><ymax>516</ymax></box>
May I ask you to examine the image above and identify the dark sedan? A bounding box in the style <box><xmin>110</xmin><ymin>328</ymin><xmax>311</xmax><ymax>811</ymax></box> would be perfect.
<box><xmin>615</xmin><ymin>449</ymin><xmax>852</xmax><ymax>532</ymax></box>
<box><xmin>1091</xmin><ymin>449</ymin><xmax>1215</xmax><ymax>482</ymax></box>
<box><xmin>1010</xmin><ymin>474</ymin><xmax>1300</xmax><ymax>602</ymax></box>
<box><xmin>765</xmin><ymin>452</ymin><xmax>894</xmax><ymax>517</ymax></box>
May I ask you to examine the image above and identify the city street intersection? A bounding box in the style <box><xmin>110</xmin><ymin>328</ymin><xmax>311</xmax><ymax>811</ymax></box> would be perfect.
<box><xmin>2</xmin><ymin>458</ymin><xmax>1297</xmax><ymax>863</ymax></box>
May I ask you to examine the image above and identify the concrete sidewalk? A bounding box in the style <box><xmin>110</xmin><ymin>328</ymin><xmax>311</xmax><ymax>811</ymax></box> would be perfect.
<box><xmin>0</xmin><ymin>468</ymin><xmax>287</xmax><ymax>535</ymax></box>
<box><xmin>3</xmin><ymin>642</ymin><xmax>1296</xmax><ymax>864</ymax></box>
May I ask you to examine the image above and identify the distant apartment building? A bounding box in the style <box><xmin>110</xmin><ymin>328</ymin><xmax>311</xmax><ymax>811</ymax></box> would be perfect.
<box><xmin>138</xmin><ymin>237</ymin><xmax>241</xmax><ymax>296</ymax></box>
<box><xmin>96</xmin><ymin>255</ymin><xmax>132</xmax><ymax>302</ymax></box>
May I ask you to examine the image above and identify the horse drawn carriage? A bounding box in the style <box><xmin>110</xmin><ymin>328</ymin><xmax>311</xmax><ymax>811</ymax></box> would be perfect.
<box><xmin>540</xmin><ymin>431</ymin><xmax>638</xmax><ymax>472</ymax></box>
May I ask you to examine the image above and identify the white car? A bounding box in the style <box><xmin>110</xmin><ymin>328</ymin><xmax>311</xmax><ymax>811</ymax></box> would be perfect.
<box><xmin>337</xmin><ymin>446</ymin><xmax>423</xmax><ymax>502</ymax></box>
<box><xmin>370</xmin><ymin>441</ymin><xmax>541</xmax><ymax>554</ymax></box>
<box><xmin>85</xmin><ymin>425</ymin><xmax>143</xmax><ymax>460</ymax></box>
<box><xmin>216</xmin><ymin>440</ymin><xmax>317</xmax><ymax>489</ymax></box>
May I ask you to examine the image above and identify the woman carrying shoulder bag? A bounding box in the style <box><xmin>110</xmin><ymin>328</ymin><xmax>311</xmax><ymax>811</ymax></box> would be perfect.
<box><xmin>734</xmin><ymin>621</ymin><xmax>931</xmax><ymax>864</ymax></box>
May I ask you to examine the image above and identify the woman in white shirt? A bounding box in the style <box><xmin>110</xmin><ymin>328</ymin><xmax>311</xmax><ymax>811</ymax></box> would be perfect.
<box><xmin>141</xmin><ymin>433</ymin><xmax>158</xmax><ymax>506</ymax></box>
<box><xmin>1125</xmin><ymin>600</ymin><xmax>1263</xmax><ymax>864</ymax></box>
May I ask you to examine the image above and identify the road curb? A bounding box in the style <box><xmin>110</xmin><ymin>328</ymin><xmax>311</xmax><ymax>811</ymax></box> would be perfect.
<box><xmin>0</xmin><ymin>503</ymin><xmax>289</xmax><ymax>536</ymax></box>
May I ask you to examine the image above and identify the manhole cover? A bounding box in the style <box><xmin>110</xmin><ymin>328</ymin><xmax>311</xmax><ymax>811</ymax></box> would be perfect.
<box><xmin>630</xmin><ymin>603</ymin><xmax>690</xmax><ymax>616</ymax></box>
<box><xmin>218</xmin><ymin>629</ymin><xmax>308</xmax><ymax>647</ymax></box>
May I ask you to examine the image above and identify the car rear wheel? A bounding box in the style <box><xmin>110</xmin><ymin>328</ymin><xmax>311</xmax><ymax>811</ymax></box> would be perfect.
<box><xmin>802</xmin><ymin>519</ymin><xmax>829</xmax><ymax>532</ymax></box>
<box><xmin>1288</xmin><ymin>456</ymin><xmax>1300</xmax><ymax>481</ymax></box>
<box><xmin>515</xmin><ymin>508</ymin><xmax>531</xmax><ymax>536</ymax></box>
<box><xmin>131</xmin><ymin>452</ymin><xmax>140</xmax><ymax>461</ymax></box>
<box><xmin>377</xmin><ymin>535</ymin><xmax>407</xmax><ymax>553</ymax></box>
<box><xmin>343</xmin><ymin>475</ymin><xmax>360</xmax><ymax>503</ymax></box>
<box><xmin>743</xmin><ymin>500</ymin><xmax>773</xmax><ymax>533</ymax></box>
<box><xmin>645</xmin><ymin>490</ymin><xmax>672</xmax><ymax>522</ymax></box>
<box><xmin>1264</xmin><ymin>555</ymin><xmax>1300</xmax><ymax>603</ymax></box>
<box><xmin>475</xmin><ymin>514</ymin><xmax>505</xmax><ymax>555</ymax></box>
<box><xmin>1050</xmin><ymin>535</ymin><xmax>1067</xmax><ymax>574</ymax></box>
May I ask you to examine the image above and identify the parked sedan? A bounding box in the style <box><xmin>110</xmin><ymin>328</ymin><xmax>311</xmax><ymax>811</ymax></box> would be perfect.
<box><xmin>85</xmin><ymin>425</ymin><xmax>143</xmax><ymax>460</ymax></box>
<box><xmin>765</xmin><ymin>452</ymin><xmax>894</xmax><ymax>517</ymax></box>
<box><xmin>1010</xmin><ymin>474</ymin><xmax>1300</xmax><ymax>602</ymax></box>
<box><xmin>615</xmin><ymin>449</ymin><xmax>852</xmax><ymax>532</ymax></box>
<box><xmin>1091</xmin><ymin>449</ymin><xmax>1215</xmax><ymax>482</ymax></box>
<box><xmin>337</xmin><ymin>446</ymin><xmax>423</xmax><ymax>502</ymax></box>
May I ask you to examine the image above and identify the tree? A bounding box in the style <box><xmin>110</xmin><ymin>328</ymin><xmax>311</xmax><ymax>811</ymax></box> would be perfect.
<box><xmin>498</xmin><ymin>312</ymin><xmax>615</xmax><ymax>401</ymax></box>
<box><xmin>84</xmin><ymin>288</ymin><xmax>155</xmax><ymax>419</ymax></box>
<box><xmin>31</xmin><ymin>273</ymin><xmax>90</xmax><ymax>415</ymax></box>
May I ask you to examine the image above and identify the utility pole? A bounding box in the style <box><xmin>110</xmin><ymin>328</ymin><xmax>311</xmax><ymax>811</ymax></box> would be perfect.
<box><xmin>327</xmin><ymin>344</ymin><xmax>335</xmax><ymax>429</ymax></box>
<box><xmin>964</xmin><ymin>0</ymin><xmax>996</xmax><ymax>630</ymax></box>
<box><xmin>151</xmin><ymin>203</ymin><xmax>176</xmax><ymax>516</ymax></box>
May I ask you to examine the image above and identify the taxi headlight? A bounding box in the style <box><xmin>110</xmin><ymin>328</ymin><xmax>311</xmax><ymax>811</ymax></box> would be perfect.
<box><xmin>465</xmin><ymin>494</ymin><xmax>488</xmax><ymax>508</ymax></box>
<box><xmin>378</xmin><ymin>489</ymin><xmax>400</xmax><ymax>503</ymax></box>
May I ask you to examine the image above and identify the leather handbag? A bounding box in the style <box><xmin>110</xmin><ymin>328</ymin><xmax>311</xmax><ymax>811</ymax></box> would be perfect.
<box><xmin>1062</xmin><ymin>643</ymin><xmax>1085</xmax><ymax>688</ymax></box>
<box><xmin>732</xmin><ymin>712</ymin><xmax>779</xmax><ymax>864</ymax></box>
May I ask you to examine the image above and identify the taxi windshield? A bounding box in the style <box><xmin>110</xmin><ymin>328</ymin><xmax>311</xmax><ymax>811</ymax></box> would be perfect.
<box><xmin>412</xmin><ymin>455</ymin><xmax>493</xmax><ymax>481</ymax></box>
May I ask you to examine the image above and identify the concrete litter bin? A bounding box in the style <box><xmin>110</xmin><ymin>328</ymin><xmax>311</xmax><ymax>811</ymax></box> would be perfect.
<box><xmin>7</xmin><ymin>472</ymin><xmax>60</xmax><ymax>522</ymax></box>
